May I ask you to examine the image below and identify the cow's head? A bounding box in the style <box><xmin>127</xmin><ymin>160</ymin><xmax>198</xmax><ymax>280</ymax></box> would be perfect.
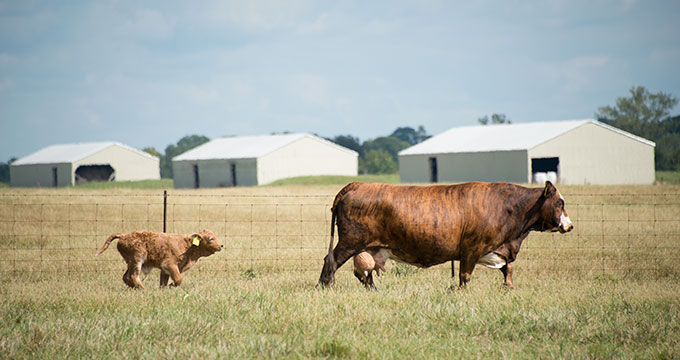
<box><xmin>538</xmin><ymin>181</ymin><xmax>573</xmax><ymax>233</ymax></box>
<box><xmin>190</xmin><ymin>229</ymin><xmax>224</xmax><ymax>254</ymax></box>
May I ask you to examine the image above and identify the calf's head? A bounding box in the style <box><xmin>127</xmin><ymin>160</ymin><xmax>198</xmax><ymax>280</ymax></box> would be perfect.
<box><xmin>190</xmin><ymin>229</ymin><xmax>224</xmax><ymax>254</ymax></box>
<box><xmin>538</xmin><ymin>181</ymin><xmax>573</xmax><ymax>233</ymax></box>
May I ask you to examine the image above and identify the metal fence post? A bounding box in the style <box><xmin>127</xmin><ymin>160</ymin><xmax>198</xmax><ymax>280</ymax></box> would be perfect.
<box><xmin>163</xmin><ymin>190</ymin><xmax>167</xmax><ymax>233</ymax></box>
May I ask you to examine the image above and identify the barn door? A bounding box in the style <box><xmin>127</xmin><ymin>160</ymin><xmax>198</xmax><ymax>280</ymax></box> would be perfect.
<box><xmin>193</xmin><ymin>164</ymin><xmax>200</xmax><ymax>189</ymax></box>
<box><xmin>429</xmin><ymin>157</ymin><xmax>438</xmax><ymax>183</ymax></box>
<box><xmin>230</xmin><ymin>163</ymin><xmax>237</xmax><ymax>186</ymax></box>
<box><xmin>531</xmin><ymin>157</ymin><xmax>559</xmax><ymax>184</ymax></box>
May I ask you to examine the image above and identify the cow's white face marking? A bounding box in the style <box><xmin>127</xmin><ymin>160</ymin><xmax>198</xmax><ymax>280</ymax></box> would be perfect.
<box><xmin>557</xmin><ymin>190</ymin><xmax>573</xmax><ymax>233</ymax></box>
<box><xmin>477</xmin><ymin>252</ymin><xmax>506</xmax><ymax>269</ymax></box>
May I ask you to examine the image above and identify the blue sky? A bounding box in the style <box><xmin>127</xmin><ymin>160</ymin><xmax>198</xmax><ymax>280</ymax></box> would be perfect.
<box><xmin>1</xmin><ymin>0</ymin><xmax>679</xmax><ymax>161</ymax></box>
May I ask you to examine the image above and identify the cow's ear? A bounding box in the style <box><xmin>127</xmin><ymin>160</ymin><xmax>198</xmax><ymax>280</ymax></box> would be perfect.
<box><xmin>190</xmin><ymin>233</ymin><xmax>201</xmax><ymax>246</ymax></box>
<box><xmin>543</xmin><ymin>181</ymin><xmax>556</xmax><ymax>198</ymax></box>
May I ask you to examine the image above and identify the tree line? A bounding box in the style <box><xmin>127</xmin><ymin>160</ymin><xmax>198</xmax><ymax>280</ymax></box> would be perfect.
<box><xmin>142</xmin><ymin>126</ymin><xmax>431</xmax><ymax>178</ymax></box>
<box><xmin>0</xmin><ymin>85</ymin><xmax>677</xmax><ymax>183</ymax></box>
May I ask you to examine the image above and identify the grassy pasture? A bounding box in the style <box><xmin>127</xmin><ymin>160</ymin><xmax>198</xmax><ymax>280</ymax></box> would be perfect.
<box><xmin>1</xmin><ymin>184</ymin><xmax>679</xmax><ymax>358</ymax></box>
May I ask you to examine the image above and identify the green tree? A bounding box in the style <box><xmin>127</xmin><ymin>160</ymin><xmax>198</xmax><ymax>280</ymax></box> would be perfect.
<box><xmin>478</xmin><ymin>113</ymin><xmax>511</xmax><ymax>125</ymax></box>
<box><xmin>361</xmin><ymin>149</ymin><xmax>397</xmax><ymax>174</ymax></box>
<box><xmin>143</xmin><ymin>147</ymin><xmax>161</xmax><ymax>158</ymax></box>
<box><xmin>390</xmin><ymin>126</ymin><xmax>431</xmax><ymax>145</ymax></box>
<box><xmin>362</xmin><ymin>136</ymin><xmax>410</xmax><ymax>163</ymax></box>
<box><xmin>330</xmin><ymin>135</ymin><xmax>363</xmax><ymax>156</ymax></box>
<box><xmin>596</xmin><ymin>86</ymin><xmax>679</xmax><ymax>170</ymax></box>
<box><xmin>161</xmin><ymin>135</ymin><xmax>210</xmax><ymax>178</ymax></box>
<box><xmin>596</xmin><ymin>86</ymin><xmax>678</xmax><ymax>140</ymax></box>
<box><xmin>0</xmin><ymin>157</ymin><xmax>16</xmax><ymax>183</ymax></box>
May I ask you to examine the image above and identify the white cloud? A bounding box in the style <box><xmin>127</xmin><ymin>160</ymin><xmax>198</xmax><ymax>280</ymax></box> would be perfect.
<box><xmin>650</xmin><ymin>48</ymin><xmax>680</xmax><ymax>65</ymax></box>
<box><xmin>119</xmin><ymin>9</ymin><xmax>174</xmax><ymax>39</ymax></box>
<box><xmin>200</xmin><ymin>0</ymin><xmax>310</xmax><ymax>32</ymax></box>
<box><xmin>536</xmin><ymin>56</ymin><xmax>611</xmax><ymax>93</ymax></box>
<box><xmin>621</xmin><ymin>0</ymin><xmax>638</xmax><ymax>11</ymax></box>
<box><xmin>289</xmin><ymin>74</ymin><xmax>331</xmax><ymax>107</ymax></box>
<box><xmin>365</xmin><ymin>18</ymin><xmax>400</xmax><ymax>35</ymax></box>
<box><xmin>0</xmin><ymin>79</ymin><xmax>13</xmax><ymax>92</ymax></box>
<box><xmin>0</xmin><ymin>53</ymin><xmax>16</xmax><ymax>66</ymax></box>
<box><xmin>182</xmin><ymin>84</ymin><xmax>220</xmax><ymax>104</ymax></box>
<box><xmin>297</xmin><ymin>13</ymin><xmax>330</xmax><ymax>34</ymax></box>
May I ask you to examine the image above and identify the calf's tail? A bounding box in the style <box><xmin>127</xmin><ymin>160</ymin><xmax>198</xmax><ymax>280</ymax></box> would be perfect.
<box><xmin>95</xmin><ymin>233</ymin><xmax>123</xmax><ymax>257</ymax></box>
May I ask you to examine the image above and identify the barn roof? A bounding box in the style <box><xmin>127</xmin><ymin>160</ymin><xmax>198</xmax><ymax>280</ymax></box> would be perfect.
<box><xmin>399</xmin><ymin>119</ymin><xmax>655</xmax><ymax>156</ymax></box>
<box><xmin>12</xmin><ymin>142</ymin><xmax>157</xmax><ymax>165</ymax></box>
<box><xmin>173</xmin><ymin>133</ymin><xmax>358</xmax><ymax>161</ymax></box>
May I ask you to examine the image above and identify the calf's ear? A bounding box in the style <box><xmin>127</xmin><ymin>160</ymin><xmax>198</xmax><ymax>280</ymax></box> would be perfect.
<box><xmin>190</xmin><ymin>233</ymin><xmax>201</xmax><ymax>246</ymax></box>
<box><xmin>543</xmin><ymin>181</ymin><xmax>556</xmax><ymax>198</ymax></box>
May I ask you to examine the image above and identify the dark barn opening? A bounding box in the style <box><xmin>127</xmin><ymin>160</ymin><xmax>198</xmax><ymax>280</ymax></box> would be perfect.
<box><xmin>193</xmin><ymin>164</ymin><xmax>200</xmax><ymax>189</ymax></box>
<box><xmin>531</xmin><ymin>157</ymin><xmax>559</xmax><ymax>183</ymax></box>
<box><xmin>429</xmin><ymin>157</ymin><xmax>438</xmax><ymax>183</ymax></box>
<box><xmin>75</xmin><ymin>165</ymin><xmax>115</xmax><ymax>185</ymax></box>
<box><xmin>230</xmin><ymin>163</ymin><xmax>237</xmax><ymax>187</ymax></box>
<box><xmin>52</xmin><ymin>167</ymin><xmax>58</xmax><ymax>187</ymax></box>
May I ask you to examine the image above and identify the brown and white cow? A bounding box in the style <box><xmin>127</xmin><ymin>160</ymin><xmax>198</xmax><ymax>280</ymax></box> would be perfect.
<box><xmin>317</xmin><ymin>181</ymin><xmax>573</xmax><ymax>289</ymax></box>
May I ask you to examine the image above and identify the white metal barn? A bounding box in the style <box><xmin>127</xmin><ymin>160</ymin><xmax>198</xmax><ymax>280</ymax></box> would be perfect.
<box><xmin>10</xmin><ymin>142</ymin><xmax>160</xmax><ymax>187</ymax></box>
<box><xmin>398</xmin><ymin>119</ymin><xmax>655</xmax><ymax>185</ymax></box>
<box><xmin>172</xmin><ymin>133</ymin><xmax>359</xmax><ymax>188</ymax></box>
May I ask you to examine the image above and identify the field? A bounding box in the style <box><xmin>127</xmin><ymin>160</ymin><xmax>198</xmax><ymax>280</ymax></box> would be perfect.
<box><xmin>1</xmin><ymin>183</ymin><xmax>680</xmax><ymax>358</ymax></box>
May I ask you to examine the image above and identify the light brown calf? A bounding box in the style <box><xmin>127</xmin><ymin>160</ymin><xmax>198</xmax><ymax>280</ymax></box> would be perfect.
<box><xmin>352</xmin><ymin>249</ymin><xmax>388</xmax><ymax>289</ymax></box>
<box><xmin>95</xmin><ymin>230</ymin><xmax>223</xmax><ymax>289</ymax></box>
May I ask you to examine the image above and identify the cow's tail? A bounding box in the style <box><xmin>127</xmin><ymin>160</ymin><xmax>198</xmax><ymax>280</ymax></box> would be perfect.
<box><xmin>95</xmin><ymin>233</ymin><xmax>123</xmax><ymax>257</ymax></box>
<box><xmin>318</xmin><ymin>183</ymin><xmax>358</xmax><ymax>288</ymax></box>
<box><xmin>317</xmin><ymin>206</ymin><xmax>338</xmax><ymax>288</ymax></box>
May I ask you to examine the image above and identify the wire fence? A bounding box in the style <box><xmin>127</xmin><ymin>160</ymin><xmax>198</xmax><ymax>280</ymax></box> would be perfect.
<box><xmin>1</xmin><ymin>191</ymin><xmax>679</xmax><ymax>279</ymax></box>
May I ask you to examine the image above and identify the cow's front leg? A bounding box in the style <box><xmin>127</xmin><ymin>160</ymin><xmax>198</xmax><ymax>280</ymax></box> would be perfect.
<box><xmin>500</xmin><ymin>263</ymin><xmax>514</xmax><ymax>288</ymax></box>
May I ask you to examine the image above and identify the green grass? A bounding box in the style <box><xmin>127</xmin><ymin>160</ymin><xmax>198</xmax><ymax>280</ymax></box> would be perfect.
<box><xmin>1</xmin><ymin>270</ymin><xmax>678</xmax><ymax>359</ymax></box>
<box><xmin>0</xmin><ymin>182</ymin><xmax>8</xmax><ymax>188</ymax></box>
<box><xmin>267</xmin><ymin>173</ymin><xmax>400</xmax><ymax>186</ymax></box>
<box><xmin>74</xmin><ymin>179</ymin><xmax>174</xmax><ymax>189</ymax></box>
<box><xmin>657</xmin><ymin>170</ymin><xmax>680</xmax><ymax>184</ymax></box>
<box><xmin>1</xmin><ymin>185</ymin><xmax>679</xmax><ymax>358</ymax></box>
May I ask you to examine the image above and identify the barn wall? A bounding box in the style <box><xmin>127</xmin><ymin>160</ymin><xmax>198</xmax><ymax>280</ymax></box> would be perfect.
<box><xmin>399</xmin><ymin>150</ymin><xmax>529</xmax><ymax>183</ymax></box>
<box><xmin>529</xmin><ymin>122</ymin><xmax>655</xmax><ymax>185</ymax></box>
<box><xmin>10</xmin><ymin>163</ymin><xmax>73</xmax><ymax>187</ymax></box>
<box><xmin>257</xmin><ymin>137</ymin><xmax>358</xmax><ymax>185</ymax></box>
<box><xmin>172</xmin><ymin>159</ymin><xmax>258</xmax><ymax>188</ymax></box>
<box><xmin>77</xmin><ymin>145</ymin><xmax>160</xmax><ymax>182</ymax></box>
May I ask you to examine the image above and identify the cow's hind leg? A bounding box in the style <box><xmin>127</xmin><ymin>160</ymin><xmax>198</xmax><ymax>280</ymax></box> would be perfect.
<box><xmin>317</xmin><ymin>245</ymin><xmax>354</xmax><ymax>288</ymax></box>
<box><xmin>458</xmin><ymin>258</ymin><xmax>477</xmax><ymax>289</ymax></box>
<box><xmin>365</xmin><ymin>271</ymin><xmax>377</xmax><ymax>290</ymax></box>
<box><xmin>500</xmin><ymin>263</ymin><xmax>514</xmax><ymax>288</ymax></box>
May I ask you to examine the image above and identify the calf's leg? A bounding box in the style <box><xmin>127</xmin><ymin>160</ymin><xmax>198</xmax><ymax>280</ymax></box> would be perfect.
<box><xmin>163</xmin><ymin>264</ymin><xmax>182</xmax><ymax>287</ymax></box>
<box><xmin>129</xmin><ymin>261</ymin><xmax>145</xmax><ymax>289</ymax></box>
<box><xmin>160</xmin><ymin>272</ymin><xmax>170</xmax><ymax>287</ymax></box>
<box><xmin>122</xmin><ymin>267</ymin><xmax>135</xmax><ymax>288</ymax></box>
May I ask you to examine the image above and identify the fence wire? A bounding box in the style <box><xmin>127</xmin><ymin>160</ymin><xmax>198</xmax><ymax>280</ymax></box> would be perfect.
<box><xmin>0</xmin><ymin>191</ymin><xmax>679</xmax><ymax>278</ymax></box>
